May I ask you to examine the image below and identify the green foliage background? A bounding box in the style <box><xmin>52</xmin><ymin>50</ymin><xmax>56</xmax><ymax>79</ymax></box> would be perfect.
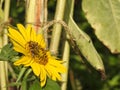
<box><xmin>8</xmin><ymin>0</ymin><xmax>120</xmax><ymax>90</ymax></box>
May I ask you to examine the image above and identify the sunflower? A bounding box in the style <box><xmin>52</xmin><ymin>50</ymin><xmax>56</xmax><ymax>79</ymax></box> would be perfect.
<box><xmin>8</xmin><ymin>24</ymin><xmax>66</xmax><ymax>87</ymax></box>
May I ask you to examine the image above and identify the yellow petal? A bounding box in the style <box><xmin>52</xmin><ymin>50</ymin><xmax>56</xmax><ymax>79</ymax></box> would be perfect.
<box><xmin>31</xmin><ymin>27</ymin><xmax>36</xmax><ymax>41</ymax></box>
<box><xmin>54</xmin><ymin>72</ymin><xmax>61</xmax><ymax>81</ymax></box>
<box><xmin>46</xmin><ymin>64</ymin><xmax>62</xmax><ymax>81</ymax></box>
<box><xmin>52</xmin><ymin>75</ymin><xmax>56</xmax><ymax>81</ymax></box>
<box><xmin>8</xmin><ymin>28</ymin><xmax>26</xmax><ymax>47</ymax></box>
<box><xmin>31</xmin><ymin>63</ymin><xmax>40</xmax><ymax>76</ymax></box>
<box><xmin>45</xmin><ymin>65</ymin><xmax>56</xmax><ymax>81</ymax></box>
<box><xmin>17</xmin><ymin>24</ymin><xmax>28</xmax><ymax>41</ymax></box>
<box><xmin>40</xmin><ymin>66</ymin><xmax>46</xmax><ymax>81</ymax></box>
<box><xmin>26</xmin><ymin>24</ymin><xmax>32</xmax><ymax>41</ymax></box>
<box><xmin>14</xmin><ymin>56</ymin><xmax>32</xmax><ymax>66</ymax></box>
<box><xmin>37</xmin><ymin>34</ymin><xmax>46</xmax><ymax>48</ymax></box>
<box><xmin>40</xmin><ymin>66</ymin><xmax>47</xmax><ymax>87</ymax></box>
<box><xmin>44</xmin><ymin>66</ymin><xmax>52</xmax><ymax>78</ymax></box>
<box><xmin>51</xmin><ymin>69</ymin><xmax>61</xmax><ymax>81</ymax></box>
<box><xmin>24</xmin><ymin>59</ymin><xmax>34</xmax><ymax>66</ymax></box>
<box><xmin>11</xmin><ymin>39</ymin><xmax>27</xmax><ymax>55</ymax></box>
<box><xmin>41</xmin><ymin>77</ymin><xmax>46</xmax><ymax>87</ymax></box>
<box><xmin>49</xmin><ymin>60</ymin><xmax>66</xmax><ymax>73</ymax></box>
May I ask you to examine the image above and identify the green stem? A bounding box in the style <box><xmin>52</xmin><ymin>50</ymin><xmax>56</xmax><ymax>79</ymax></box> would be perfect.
<box><xmin>42</xmin><ymin>20</ymin><xmax>71</xmax><ymax>90</ymax></box>
<box><xmin>23</xmin><ymin>69</ymin><xmax>32</xmax><ymax>80</ymax></box>
<box><xmin>0</xmin><ymin>62</ymin><xmax>7</xmax><ymax>90</ymax></box>
<box><xmin>61</xmin><ymin>36</ymin><xmax>70</xmax><ymax>90</ymax></box>
<box><xmin>49</xmin><ymin>0</ymin><xmax>66</xmax><ymax>55</ymax></box>
<box><xmin>16</xmin><ymin>67</ymin><xmax>27</xmax><ymax>83</ymax></box>
<box><xmin>43</xmin><ymin>0</ymin><xmax>48</xmax><ymax>49</ymax></box>
<box><xmin>0</xmin><ymin>0</ymin><xmax>4</xmax><ymax>8</ymax></box>
<box><xmin>48</xmin><ymin>0</ymin><xmax>69</xmax><ymax>89</ymax></box>
<box><xmin>21</xmin><ymin>80</ymin><xmax>27</xmax><ymax>90</ymax></box>
<box><xmin>0</xmin><ymin>0</ymin><xmax>10</xmax><ymax>90</ymax></box>
<box><xmin>21</xmin><ymin>69</ymin><xmax>32</xmax><ymax>90</ymax></box>
<box><xmin>8</xmin><ymin>64</ymin><xmax>17</xmax><ymax>79</ymax></box>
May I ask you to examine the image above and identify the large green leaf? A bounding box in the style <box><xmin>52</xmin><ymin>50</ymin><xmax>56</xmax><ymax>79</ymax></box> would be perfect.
<box><xmin>82</xmin><ymin>0</ymin><xmax>120</xmax><ymax>53</ymax></box>
<box><xmin>64</xmin><ymin>0</ymin><xmax>105</xmax><ymax>78</ymax></box>
<box><xmin>29</xmin><ymin>79</ymin><xmax>60</xmax><ymax>90</ymax></box>
<box><xmin>29</xmin><ymin>80</ymin><xmax>42</xmax><ymax>90</ymax></box>
<box><xmin>43</xmin><ymin>79</ymin><xmax>61</xmax><ymax>90</ymax></box>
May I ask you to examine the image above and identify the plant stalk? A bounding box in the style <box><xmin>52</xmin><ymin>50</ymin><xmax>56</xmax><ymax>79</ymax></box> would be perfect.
<box><xmin>26</xmin><ymin>0</ymin><xmax>44</xmax><ymax>32</ymax></box>
<box><xmin>61</xmin><ymin>36</ymin><xmax>70</xmax><ymax>90</ymax></box>
<box><xmin>48</xmin><ymin>0</ymin><xmax>69</xmax><ymax>90</ymax></box>
<box><xmin>0</xmin><ymin>0</ymin><xmax>10</xmax><ymax>90</ymax></box>
<box><xmin>49</xmin><ymin>0</ymin><xmax>66</xmax><ymax>55</ymax></box>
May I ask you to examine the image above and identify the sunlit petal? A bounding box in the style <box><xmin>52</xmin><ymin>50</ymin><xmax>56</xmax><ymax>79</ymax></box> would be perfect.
<box><xmin>40</xmin><ymin>66</ymin><xmax>47</xmax><ymax>87</ymax></box>
<box><xmin>8</xmin><ymin>29</ymin><xmax>26</xmax><ymax>47</ymax></box>
<box><xmin>14</xmin><ymin>56</ymin><xmax>32</xmax><ymax>66</ymax></box>
<box><xmin>49</xmin><ymin>59</ymin><xmax>66</xmax><ymax>73</ymax></box>
<box><xmin>26</xmin><ymin>24</ymin><xmax>32</xmax><ymax>41</ymax></box>
<box><xmin>31</xmin><ymin>63</ymin><xmax>40</xmax><ymax>76</ymax></box>
<box><xmin>17</xmin><ymin>24</ymin><xmax>28</xmax><ymax>41</ymax></box>
<box><xmin>11</xmin><ymin>39</ymin><xmax>27</xmax><ymax>55</ymax></box>
<box><xmin>37</xmin><ymin>34</ymin><xmax>46</xmax><ymax>48</ymax></box>
<box><xmin>31</xmin><ymin>27</ymin><xmax>36</xmax><ymax>41</ymax></box>
<box><xmin>45</xmin><ymin>65</ymin><xmax>61</xmax><ymax>81</ymax></box>
<box><xmin>44</xmin><ymin>65</ymin><xmax>52</xmax><ymax>78</ymax></box>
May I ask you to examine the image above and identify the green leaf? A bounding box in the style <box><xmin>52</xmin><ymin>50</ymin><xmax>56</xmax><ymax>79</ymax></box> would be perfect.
<box><xmin>43</xmin><ymin>78</ymin><xmax>61</xmax><ymax>90</ymax></box>
<box><xmin>64</xmin><ymin>0</ymin><xmax>105</xmax><ymax>78</ymax></box>
<box><xmin>29</xmin><ymin>80</ymin><xmax>42</xmax><ymax>90</ymax></box>
<box><xmin>0</xmin><ymin>44</ymin><xmax>18</xmax><ymax>61</ymax></box>
<box><xmin>108</xmin><ymin>75</ymin><xmax>120</xmax><ymax>86</ymax></box>
<box><xmin>29</xmin><ymin>79</ymin><xmax>60</xmax><ymax>90</ymax></box>
<box><xmin>69</xmin><ymin>16</ymin><xmax>106</xmax><ymax>78</ymax></box>
<box><xmin>82</xmin><ymin>0</ymin><xmax>120</xmax><ymax>53</ymax></box>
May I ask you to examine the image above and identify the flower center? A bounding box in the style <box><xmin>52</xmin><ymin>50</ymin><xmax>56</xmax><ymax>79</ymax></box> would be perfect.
<box><xmin>26</xmin><ymin>41</ymin><xmax>48</xmax><ymax>65</ymax></box>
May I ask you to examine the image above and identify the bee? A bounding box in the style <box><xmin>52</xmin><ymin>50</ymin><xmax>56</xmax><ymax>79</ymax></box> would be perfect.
<box><xmin>28</xmin><ymin>41</ymin><xmax>40</xmax><ymax>57</ymax></box>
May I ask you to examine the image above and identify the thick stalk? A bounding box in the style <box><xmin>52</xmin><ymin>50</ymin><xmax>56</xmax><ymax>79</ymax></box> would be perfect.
<box><xmin>0</xmin><ymin>0</ymin><xmax>10</xmax><ymax>90</ymax></box>
<box><xmin>0</xmin><ymin>36</ymin><xmax>2</xmax><ymax>89</ymax></box>
<box><xmin>49</xmin><ymin>0</ymin><xmax>66</xmax><ymax>55</ymax></box>
<box><xmin>25</xmin><ymin>0</ymin><xmax>36</xmax><ymax>26</ymax></box>
<box><xmin>61</xmin><ymin>36</ymin><xmax>70</xmax><ymax>90</ymax></box>
<box><xmin>43</xmin><ymin>0</ymin><xmax>48</xmax><ymax>49</ymax></box>
<box><xmin>0</xmin><ymin>0</ymin><xmax>4</xmax><ymax>8</ymax></box>
<box><xmin>48</xmin><ymin>0</ymin><xmax>69</xmax><ymax>89</ymax></box>
<box><xmin>26</xmin><ymin>0</ymin><xmax>48</xmax><ymax>47</ymax></box>
<box><xmin>26</xmin><ymin>0</ymin><xmax>44</xmax><ymax>32</ymax></box>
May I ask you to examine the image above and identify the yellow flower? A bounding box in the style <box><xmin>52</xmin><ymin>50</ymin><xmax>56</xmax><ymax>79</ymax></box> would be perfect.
<box><xmin>8</xmin><ymin>24</ymin><xmax>66</xmax><ymax>87</ymax></box>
